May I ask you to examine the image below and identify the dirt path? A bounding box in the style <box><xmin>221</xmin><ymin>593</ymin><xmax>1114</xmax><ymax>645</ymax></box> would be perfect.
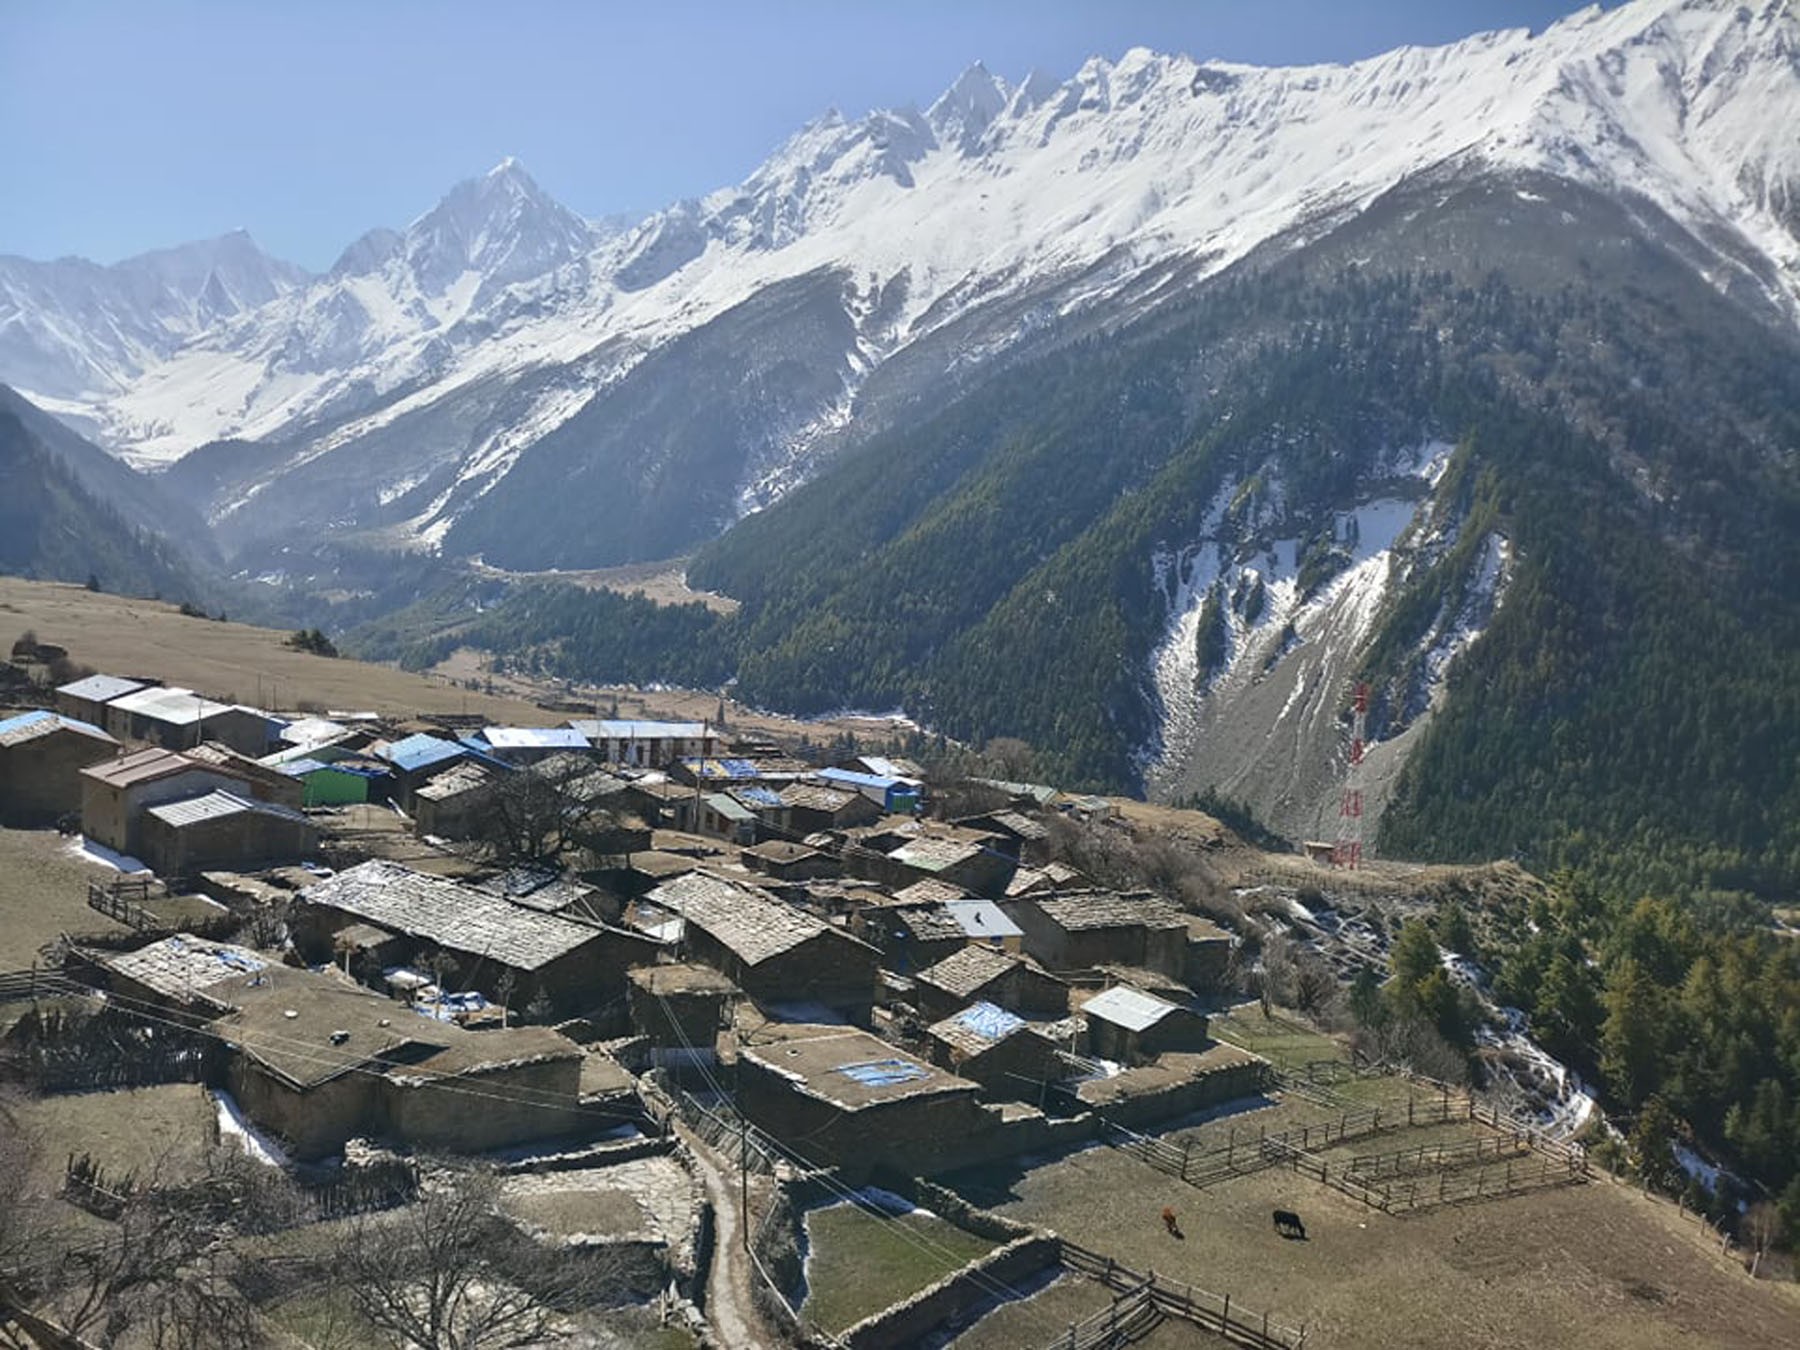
<box><xmin>675</xmin><ymin>1122</ymin><xmax>780</xmax><ymax>1350</ymax></box>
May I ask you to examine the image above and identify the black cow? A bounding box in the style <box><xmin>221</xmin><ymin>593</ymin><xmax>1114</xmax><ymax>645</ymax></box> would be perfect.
<box><xmin>1272</xmin><ymin>1209</ymin><xmax>1307</xmax><ymax>1240</ymax></box>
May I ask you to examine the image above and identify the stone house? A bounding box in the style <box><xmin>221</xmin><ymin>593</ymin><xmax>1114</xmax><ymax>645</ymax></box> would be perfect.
<box><xmin>740</xmin><ymin>839</ymin><xmax>839</xmax><ymax>882</ymax></box>
<box><xmin>646</xmin><ymin>871</ymin><xmax>880</xmax><ymax>1025</ymax></box>
<box><xmin>568</xmin><ymin>719</ymin><xmax>720</xmax><ymax>768</ymax></box>
<box><xmin>294</xmin><ymin>860</ymin><xmax>662</xmax><ymax>1020</ymax></box>
<box><xmin>216</xmin><ymin>965</ymin><xmax>585</xmax><ymax>1160</ymax></box>
<box><xmin>104</xmin><ymin>685</ymin><xmax>274</xmax><ymax>757</ymax></box>
<box><xmin>411</xmin><ymin>759</ymin><xmax>499</xmax><ymax>839</ymax></box>
<box><xmin>54</xmin><ymin>673</ymin><xmax>148</xmax><ymax>728</ymax></box>
<box><xmin>884</xmin><ymin>834</ymin><xmax>1016</xmax><ymax>896</ymax></box>
<box><xmin>736</xmin><ymin>1022</ymin><xmax>991</xmax><ymax>1175</ymax></box>
<box><xmin>137</xmin><ymin>790</ymin><xmax>318</xmax><ymax>878</ymax></box>
<box><xmin>376</xmin><ymin>733</ymin><xmax>479</xmax><ymax>809</ymax></box>
<box><xmin>1081</xmin><ymin>985</ymin><xmax>1211</xmax><ymax>1064</ymax></box>
<box><xmin>0</xmin><ymin>710</ymin><xmax>119</xmax><ymax>822</ymax></box>
<box><xmin>923</xmin><ymin>1002</ymin><xmax>1064</xmax><ymax>1103</ymax></box>
<box><xmin>777</xmin><ymin>782</ymin><xmax>880</xmax><ymax>834</ymax></box>
<box><xmin>954</xmin><ymin>810</ymin><xmax>1051</xmax><ymax>866</ymax></box>
<box><xmin>87</xmin><ymin>933</ymin><xmax>272</xmax><ymax>1020</ymax></box>
<box><xmin>911</xmin><ymin>945</ymin><xmax>1069</xmax><ymax>1023</ymax></box>
<box><xmin>80</xmin><ymin>747</ymin><xmax>255</xmax><ymax>856</ymax></box>
<box><xmin>1002</xmin><ymin>891</ymin><xmax>1191</xmax><ymax>978</ymax></box>
<box><xmin>627</xmin><ymin>963</ymin><xmax>737</xmax><ymax>1070</ymax></box>
<box><xmin>870</xmin><ymin>904</ymin><xmax>971</xmax><ymax>974</ymax></box>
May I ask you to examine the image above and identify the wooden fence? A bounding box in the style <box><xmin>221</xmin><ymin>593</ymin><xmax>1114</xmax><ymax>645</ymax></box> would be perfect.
<box><xmin>1059</xmin><ymin>1242</ymin><xmax>1304</xmax><ymax>1350</ymax></box>
<box><xmin>656</xmin><ymin>1074</ymin><xmax>784</xmax><ymax>1175</ymax></box>
<box><xmin>0</xmin><ymin>966</ymin><xmax>83</xmax><ymax>1004</ymax></box>
<box><xmin>1040</xmin><ymin>1282</ymin><xmax>1159</xmax><ymax>1350</ymax></box>
<box><xmin>86</xmin><ymin>877</ymin><xmax>159</xmax><ymax>931</ymax></box>
<box><xmin>1106</xmin><ymin>1090</ymin><xmax>1467</xmax><ymax>1189</ymax></box>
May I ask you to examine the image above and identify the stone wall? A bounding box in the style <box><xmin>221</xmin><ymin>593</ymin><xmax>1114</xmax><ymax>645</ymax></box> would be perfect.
<box><xmin>0</xmin><ymin>730</ymin><xmax>116</xmax><ymax>823</ymax></box>
<box><xmin>385</xmin><ymin>1054</ymin><xmax>583</xmax><ymax>1153</ymax></box>
<box><xmin>838</xmin><ymin>1233</ymin><xmax>1062</xmax><ymax>1350</ymax></box>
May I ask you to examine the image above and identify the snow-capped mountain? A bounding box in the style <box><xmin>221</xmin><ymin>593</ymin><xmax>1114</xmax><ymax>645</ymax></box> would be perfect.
<box><xmin>0</xmin><ymin>230</ymin><xmax>308</xmax><ymax>409</ymax></box>
<box><xmin>3</xmin><ymin>0</ymin><xmax>1794</xmax><ymax>549</ymax></box>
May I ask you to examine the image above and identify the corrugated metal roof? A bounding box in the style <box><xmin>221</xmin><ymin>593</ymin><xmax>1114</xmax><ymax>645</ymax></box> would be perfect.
<box><xmin>279</xmin><ymin>758</ymin><xmax>331</xmax><ymax>777</ymax></box>
<box><xmin>1082</xmin><ymin>985</ymin><xmax>1178</xmax><ymax>1033</ymax></box>
<box><xmin>817</xmin><ymin>767</ymin><xmax>904</xmax><ymax>791</ymax></box>
<box><xmin>146</xmin><ymin>789</ymin><xmax>309</xmax><ymax>828</ymax></box>
<box><xmin>276</xmin><ymin>716</ymin><xmax>349</xmax><ymax>748</ymax></box>
<box><xmin>853</xmin><ymin>756</ymin><xmax>924</xmax><ymax>782</ymax></box>
<box><xmin>82</xmin><ymin>747</ymin><xmax>217</xmax><ymax>789</ymax></box>
<box><xmin>703</xmin><ymin>792</ymin><xmax>756</xmax><ymax>823</ymax></box>
<box><xmin>107</xmin><ymin>685</ymin><xmax>239</xmax><ymax>726</ymax></box>
<box><xmin>572</xmin><ymin>719</ymin><xmax>710</xmax><ymax>740</ymax></box>
<box><xmin>55</xmin><ymin>674</ymin><xmax>148</xmax><ymax>704</ymax></box>
<box><xmin>379</xmin><ymin>733</ymin><xmax>469</xmax><ymax>774</ymax></box>
<box><xmin>480</xmin><ymin>726</ymin><xmax>593</xmax><ymax>751</ymax></box>
<box><xmin>945</xmin><ymin>899</ymin><xmax>1023</xmax><ymax>940</ymax></box>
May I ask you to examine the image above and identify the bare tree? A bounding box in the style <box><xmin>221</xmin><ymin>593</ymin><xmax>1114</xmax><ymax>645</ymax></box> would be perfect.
<box><xmin>480</xmin><ymin>763</ymin><xmax>615</xmax><ymax>868</ymax></box>
<box><xmin>1744</xmin><ymin>1201</ymin><xmax>1782</xmax><ymax>1278</ymax></box>
<box><xmin>337</xmin><ymin>1165</ymin><xmax>591</xmax><ymax>1349</ymax></box>
<box><xmin>22</xmin><ymin>1149</ymin><xmax>276</xmax><ymax>1350</ymax></box>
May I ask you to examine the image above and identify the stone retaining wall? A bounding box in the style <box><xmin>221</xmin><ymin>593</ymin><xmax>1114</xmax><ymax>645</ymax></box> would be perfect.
<box><xmin>837</xmin><ymin>1233</ymin><xmax>1062</xmax><ymax>1350</ymax></box>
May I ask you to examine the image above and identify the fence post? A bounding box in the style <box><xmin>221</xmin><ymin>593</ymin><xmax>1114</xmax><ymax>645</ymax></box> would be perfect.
<box><xmin>1222</xmin><ymin>1292</ymin><xmax>1231</xmax><ymax>1332</ymax></box>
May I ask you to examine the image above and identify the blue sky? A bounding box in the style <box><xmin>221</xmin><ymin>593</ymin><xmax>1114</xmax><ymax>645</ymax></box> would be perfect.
<box><xmin>2</xmin><ymin>1</ymin><xmax>1604</xmax><ymax>271</ymax></box>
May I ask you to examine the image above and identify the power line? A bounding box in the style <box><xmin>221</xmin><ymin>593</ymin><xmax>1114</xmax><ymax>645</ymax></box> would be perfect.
<box><xmin>648</xmin><ymin>989</ymin><xmax>1039</xmax><ymax>1310</ymax></box>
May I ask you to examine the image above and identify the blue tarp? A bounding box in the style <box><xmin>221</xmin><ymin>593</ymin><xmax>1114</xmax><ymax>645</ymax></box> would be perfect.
<box><xmin>834</xmin><ymin>1058</ymin><xmax>931</xmax><ymax>1088</ymax></box>
<box><xmin>954</xmin><ymin>1000</ymin><xmax>1025</xmax><ymax>1043</ymax></box>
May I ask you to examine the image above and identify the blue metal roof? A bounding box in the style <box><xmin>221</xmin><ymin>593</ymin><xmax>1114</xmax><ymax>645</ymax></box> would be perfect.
<box><xmin>0</xmin><ymin>710</ymin><xmax>55</xmax><ymax>735</ymax></box>
<box><xmin>381</xmin><ymin>733</ymin><xmax>468</xmax><ymax>774</ymax></box>
<box><xmin>734</xmin><ymin>786</ymin><xmax>785</xmax><ymax>808</ymax></box>
<box><xmin>818</xmin><ymin>767</ymin><xmax>906</xmax><ymax>792</ymax></box>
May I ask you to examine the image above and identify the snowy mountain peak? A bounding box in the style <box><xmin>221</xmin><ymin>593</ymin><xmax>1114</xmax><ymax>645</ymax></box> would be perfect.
<box><xmin>927</xmin><ymin>61</ymin><xmax>1011</xmax><ymax>153</ymax></box>
<box><xmin>403</xmin><ymin>159</ymin><xmax>596</xmax><ymax>293</ymax></box>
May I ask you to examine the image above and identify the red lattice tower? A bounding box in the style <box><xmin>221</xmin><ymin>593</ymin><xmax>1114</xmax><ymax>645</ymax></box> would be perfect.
<box><xmin>1332</xmin><ymin>682</ymin><xmax>1370</xmax><ymax>869</ymax></box>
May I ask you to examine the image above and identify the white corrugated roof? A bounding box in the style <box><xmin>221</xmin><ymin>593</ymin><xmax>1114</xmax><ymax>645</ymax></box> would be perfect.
<box><xmin>146</xmin><ymin>789</ymin><xmax>307</xmax><ymax>828</ymax></box>
<box><xmin>482</xmin><ymin>726</ymin><xmax>593</xmax><ymax>750</ymax></box>
<box><xmin>56</xmin><ymin>674</ymin><xmax>149</xmax><ymax>704</ymax></box>
<box><xmin>1083</xmin><ymin>985</ymin><xmax>1178</xmax><ymax>1033</ymax></box>
<box><xmin>107</xmin><ymin>685</ymin><xmax>236</xmax><ymax>726</ymax></box>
